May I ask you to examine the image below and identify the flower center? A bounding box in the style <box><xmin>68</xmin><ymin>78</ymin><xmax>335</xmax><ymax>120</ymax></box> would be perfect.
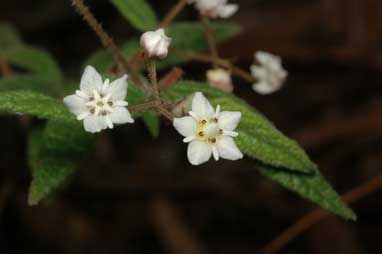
<box><xmin>197</xmin><ymin>118</ymin><xmax>223</xmax><ymax>144</ymax></box>
<box><xmin>87</xmin><ymin>90</ymin><xmax>114</xmax><ymax>116</ymax></box>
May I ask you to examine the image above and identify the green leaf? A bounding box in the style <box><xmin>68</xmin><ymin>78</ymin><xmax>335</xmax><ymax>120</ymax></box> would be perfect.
<box><xmin>0</xmin><ymin>23</ymin><xmax>23</xmax><ymax>51</ymax></box>
<box><xmin>28</xmin><ymin>121</ymin><xmax>93</xmax><ymax>205</ymax></box>
<box><xmin>111</xmin><ymin>0</ymin><xmax>158</xmax><ymax>31</ymax></box>
<box><xmin>0</xmin><ymin>75</ymin><xmax>63</xmax><ymax>96</ymax></box>
<box><xmin>142</xmin><ymin>110</ymin><xmax>160</xmax><ymax>138</ymax></box>
<box><xmin>0</xmin><ymin>90</ymin><xmax>74</xmax><ymax>122</ymax></box>
<box><xmin>6</xmin><ymin>46</ymin><xmax>63</xmax><ymax>83</ymax></box>
<box><xmin>211</xmin><ymin>97</ymin><xmax>317</xmax><ymax>173</ymax></box>
<box><xmin>257</xmin><ymin>164</ymin><xmax>356</xmax><ymax>220</ymax></box>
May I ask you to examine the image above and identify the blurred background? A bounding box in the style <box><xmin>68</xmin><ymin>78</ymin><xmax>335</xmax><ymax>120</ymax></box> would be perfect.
<box><xmin>1</xmin><ymin>0</ymin><xmax>382</xmax><ymax>253</ymax></box>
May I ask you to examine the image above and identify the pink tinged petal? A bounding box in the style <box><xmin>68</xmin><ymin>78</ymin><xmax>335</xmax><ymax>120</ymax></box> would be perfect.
<box><xmin>212</xmin><ymin>146</ymin><xmax>219</xmax><ymax>161</ymax></box>
<box><xmin>218</xmin><ymin>111</ymin><xmax>242</xmax><ymax>131</ymax></box>
<box><xmin>108</xmin><ymin>107</ymin><xmax>134</xmax><ymax>124</ymax></box>
<box><xmin>173</xmin><ymin>116</ymin><xmax>197</xmax><ymax>137</ymax></box>
<box><xmin>107</xmin><ymin>75</ymin><xmax>128</xmax><ymax>101</ymax></box>
<box><xmin>218</xmin><ymin>4</ymin><xmax>238</xmax><ymax>18</ymax></box>
<box><xmin>63</xmin><ymin>95</ymin><xmax>87</xmax><ymax>116</ymax></box>
<box><xmin>187</xmin><ymin>140</ymin><xmax>212</xmax><ymax>166</ymax></box>
<box><xmin>80</xmin><ymin>66</ymin><xmax>103</xmax><ymax>95</ymax></box>
<box><xmin>83</xmin><ymin>115</ymin><xmax>108</xmax><ymax>133</ymax></box>
<box><xmin>216</xmin><ymin>136</ymin><xmax>243</xmax><ymax>161</ymax></box>
<box><xmin>192</xmin><ymin>92</ymin><xmax>214</xmax><ymax>118</ymax></box>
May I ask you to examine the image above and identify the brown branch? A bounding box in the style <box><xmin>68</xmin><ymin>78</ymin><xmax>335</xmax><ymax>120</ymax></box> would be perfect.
<box><xmin>200</xmin><ymin>16</ymin><xmax>219</xmax><ymax>68</ymax></box>
<box><xmin>159</xmin><ymin>0</ymin><xmax>189</xmax><ymax>28</ymax></box>
<box><xmin>260</xmin><ymin>175</ymin><xmax>382</xmax><ymax>254</ymax></box>
<box><xmin>150</xmin><ymin>197</ymin><xmax>207</xmax><ymax>254</ymax></box>
<box><xmin>128</xmin><ymin>101</ymin><xmax>157</xmax><ymax>113</ymax></box>
<box><xmin>71</xmin><ymin>0</ymin><xmax>149</xmax><ymax>92</ymax></box>
<box><xmin>158</xmin><ymin>67</ymin><xmax>184</xmax><ymax>90</ymax></box>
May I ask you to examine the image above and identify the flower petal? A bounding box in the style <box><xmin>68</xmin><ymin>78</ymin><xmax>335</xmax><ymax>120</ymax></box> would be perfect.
<box><xmin>252</xmin><ymin>81</ymin><xmax>278</xmax><ymax>95</ymax></box>
<box><xmin>63</xmin><ymin>95</ymin><xmax>87</xmax><ymax>116</ymax></box>
<box><xmin>187</xmin><ymin>140</ymin><xmax>212</xmax><ymax>166</ymax></box>
<box><xmin>173</xmin><ymin>116</ymin><xmax>197</xmax><ymax>137</ymax></box>
<box><xmin>192</xmin><ymin>92</ymin><xmax>214</xmax><ymax>118</ymax></box>
<box><xmin>108</xmin><ymin>107</ymin><xmax>134</xmax><ymax>124</ymax></box>
<box><xmin>218</xmin><ymin>111</ymin><xmax>241</xmax><ymax>131</ymax></box>
<box><xmin>83</xmin><ymin>115</ymin><xmax>108</xmax><ymax>133</ymax></box>
<box><xmin>107</xmin><ymin>75</ymin><xmax>128</xmax><ymax>101</ymax></box>
<box><xmin>80</xmin><ymin>66</ymin><xmax>103</xmax><ymax>95</ymax></box>
<box><xmin>216</xmin><ymin>136</ymin><xmax>243</xmax><ymax>161</ymax></box>
<box><xmin>218</xmin><ymin>4</ymin><xmax>238</xmax><ymax>18</ymax></box>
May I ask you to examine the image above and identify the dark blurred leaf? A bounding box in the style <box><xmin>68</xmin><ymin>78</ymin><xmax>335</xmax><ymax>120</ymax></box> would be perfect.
<box><xmin>111</xmin><ymin>0</ymin><xmax>158</xmax><ymax>31</ymax></box>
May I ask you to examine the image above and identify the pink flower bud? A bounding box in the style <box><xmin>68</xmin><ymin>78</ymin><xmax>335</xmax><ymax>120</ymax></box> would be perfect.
<box><xmin>207</xmin><ymin>68</ymin><xmax>234</xmax><ymax>92</ymax></box>
<box><xmin>140</xmin><ymin>28</ymin><xmax>172</xmax><ymax>59</ymax></box>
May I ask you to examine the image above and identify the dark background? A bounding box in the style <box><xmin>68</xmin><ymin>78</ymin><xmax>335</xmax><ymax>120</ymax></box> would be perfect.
<box><xmin>1</xmin><ymin>0</ymin><xmax>382</xmax><ymax>253</ymax></box>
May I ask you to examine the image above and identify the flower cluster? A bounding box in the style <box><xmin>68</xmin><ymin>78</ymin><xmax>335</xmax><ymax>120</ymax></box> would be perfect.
<box><xmin>250</xmin><ymin>51</ymin><xmax>288</xmax><ymax>95</ymax></box>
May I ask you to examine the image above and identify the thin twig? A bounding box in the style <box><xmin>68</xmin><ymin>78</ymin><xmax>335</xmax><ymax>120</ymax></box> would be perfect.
<box><xmin>174</xmin><ymin>50</ymin><xmax>256</xmax><ymax>82</ymax></box>
<box><xmin>150</xmin><ymin>197</ymin><xmax>207</xmax><ymax>254</ymax></box>
<box><xmin>71</xmin><ymin>0</ymin><xmax>149</xmax><ymax>93</ymax></box>
<box><xmin>148</xmin><ymin>61</ymin><xmax>160</xmax><ymax>99</ymax></box>
<box><xmin>200</xmin><ymin>16</ymin><xmax>219</xmax><ymax>68</ymax></box>
<box><xmin>128</xmin><ymin>101</ymin><xmax>156</xmax><ymax>113</ymax></box>
<box><xmin>158</xmin><ymin>67</ymin><xmax>184</xmax><ymax>90</ymax></box>
<box><xmin>156</xmin><ymin>105</ymin><xmax>175</xmax><ymax>121</ymax></box>
<box><xmin>0</xmin><ymin>55</ymin><xmax>12</xmax><ymax>76</ymax></box>
<box><xmin>260</xmin><ymin>175</ymin><xmax>382</xmax><ymax>254</ymax></box>
<box><xmin>159</xmin><ymin>0</ymin><xmax>189</xmax><ymax>28</ymax></box>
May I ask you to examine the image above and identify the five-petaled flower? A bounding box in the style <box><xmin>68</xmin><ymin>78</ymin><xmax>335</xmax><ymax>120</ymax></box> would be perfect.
<box><xmin>250</xmin><ymin>51</ymin><xmax>288</xmax><ymax>95</ymax></box>
<box><xmin>140</xmin><ymin>28</ymin><xmax>172</xmax><ymax>59</ymax></box>
<box><xmin>63</xmin><ymin>65</ymin><xmax>134</xmax><ymax>133</ymax></box>
<box><xmin>173</xmin><ymin>92</ymin><xmax>243</xmax><ymax>166</ymax></box>
<box><xmin>188</xmin><ymin>0</ymin><xmax>238</xmax><ymax>19</ymax></box>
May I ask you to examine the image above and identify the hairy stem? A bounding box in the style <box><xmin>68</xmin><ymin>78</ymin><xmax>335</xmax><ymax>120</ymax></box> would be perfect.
<box><xmin>148</xmin><ymin>61</ymin><xmax>160</xmax><ymax>99</ymax></box>
<box><xmin>159</xmin><ymin>0</ymin><xmax>189</xmax><ymax>28</ymax></box>
<box><xmin>158</xmin><ymin>67</ymin><xmax>184</xmax><ymax>90</ymax></box>
<box><xmin>200</xmin><ymin>16</ymin><xmax>219</xmax><ymax>69</ymax></box>
<box><xmin>71</xmin><ymin>0</ymin><xmax>149</xmax><ymax>93</ymax></box>
<box><xmin>128</xmin><ymin>101</ymin><xmax>157</xmax><ymax>113</ymax></box>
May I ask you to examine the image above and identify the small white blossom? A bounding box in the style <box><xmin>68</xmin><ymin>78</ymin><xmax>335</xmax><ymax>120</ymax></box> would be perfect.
<box><xmin>188</xmin><ymin>0</ymin><xmax>238</xmax><ymax>19</ymax></box>
<box><xmin>173</xmin><ymin>92</ymin><xmax>243</xmax><ymax>166</ymax></box>
<box><xmin>207</xmin><ymin>68</ymin><xmax>234</xmax><ymax>92</ymax></box>
<box><xmin>63</xmin><ymin>66</ymin><xmax>134</xmax><ymax>133</ymax></box>
<box><xmin>250</xmin><ymin>51</ymin><xmax>288</xmax><ymax>95</ymax></box>
<box><xmin>140</xmin><ymin>28</ymin><xmax>172</xmax><ymax>59</ymax></box>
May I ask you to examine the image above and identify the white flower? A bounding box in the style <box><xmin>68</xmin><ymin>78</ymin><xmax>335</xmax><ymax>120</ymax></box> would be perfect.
<box><xmin>250</xmin><ymin>51</ymin><xmax>288</xmax><ymax>95</ymax></box>
<box><xmin>140</xmin><ymin>28</ymin><xmax>172</xmax><ymax>59</ymax></box>
<box><xmin>173</xmin><ymin>92</ymin><xmax>243</xmax><ymax>166</ymax></box>
<box><xmin>207</xmin><ymin>68</ymin><xmax>234</xmax><ymax>92</ymax></box>
<box><xmin>188</xmin><ymin>0</ymin><xmax>238</xmax><ymax>19</ymax></box>
<box><xmin>63</xmin><ymin>66</ymin><xmax>134</xmax><ymax>133</ymax></box>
